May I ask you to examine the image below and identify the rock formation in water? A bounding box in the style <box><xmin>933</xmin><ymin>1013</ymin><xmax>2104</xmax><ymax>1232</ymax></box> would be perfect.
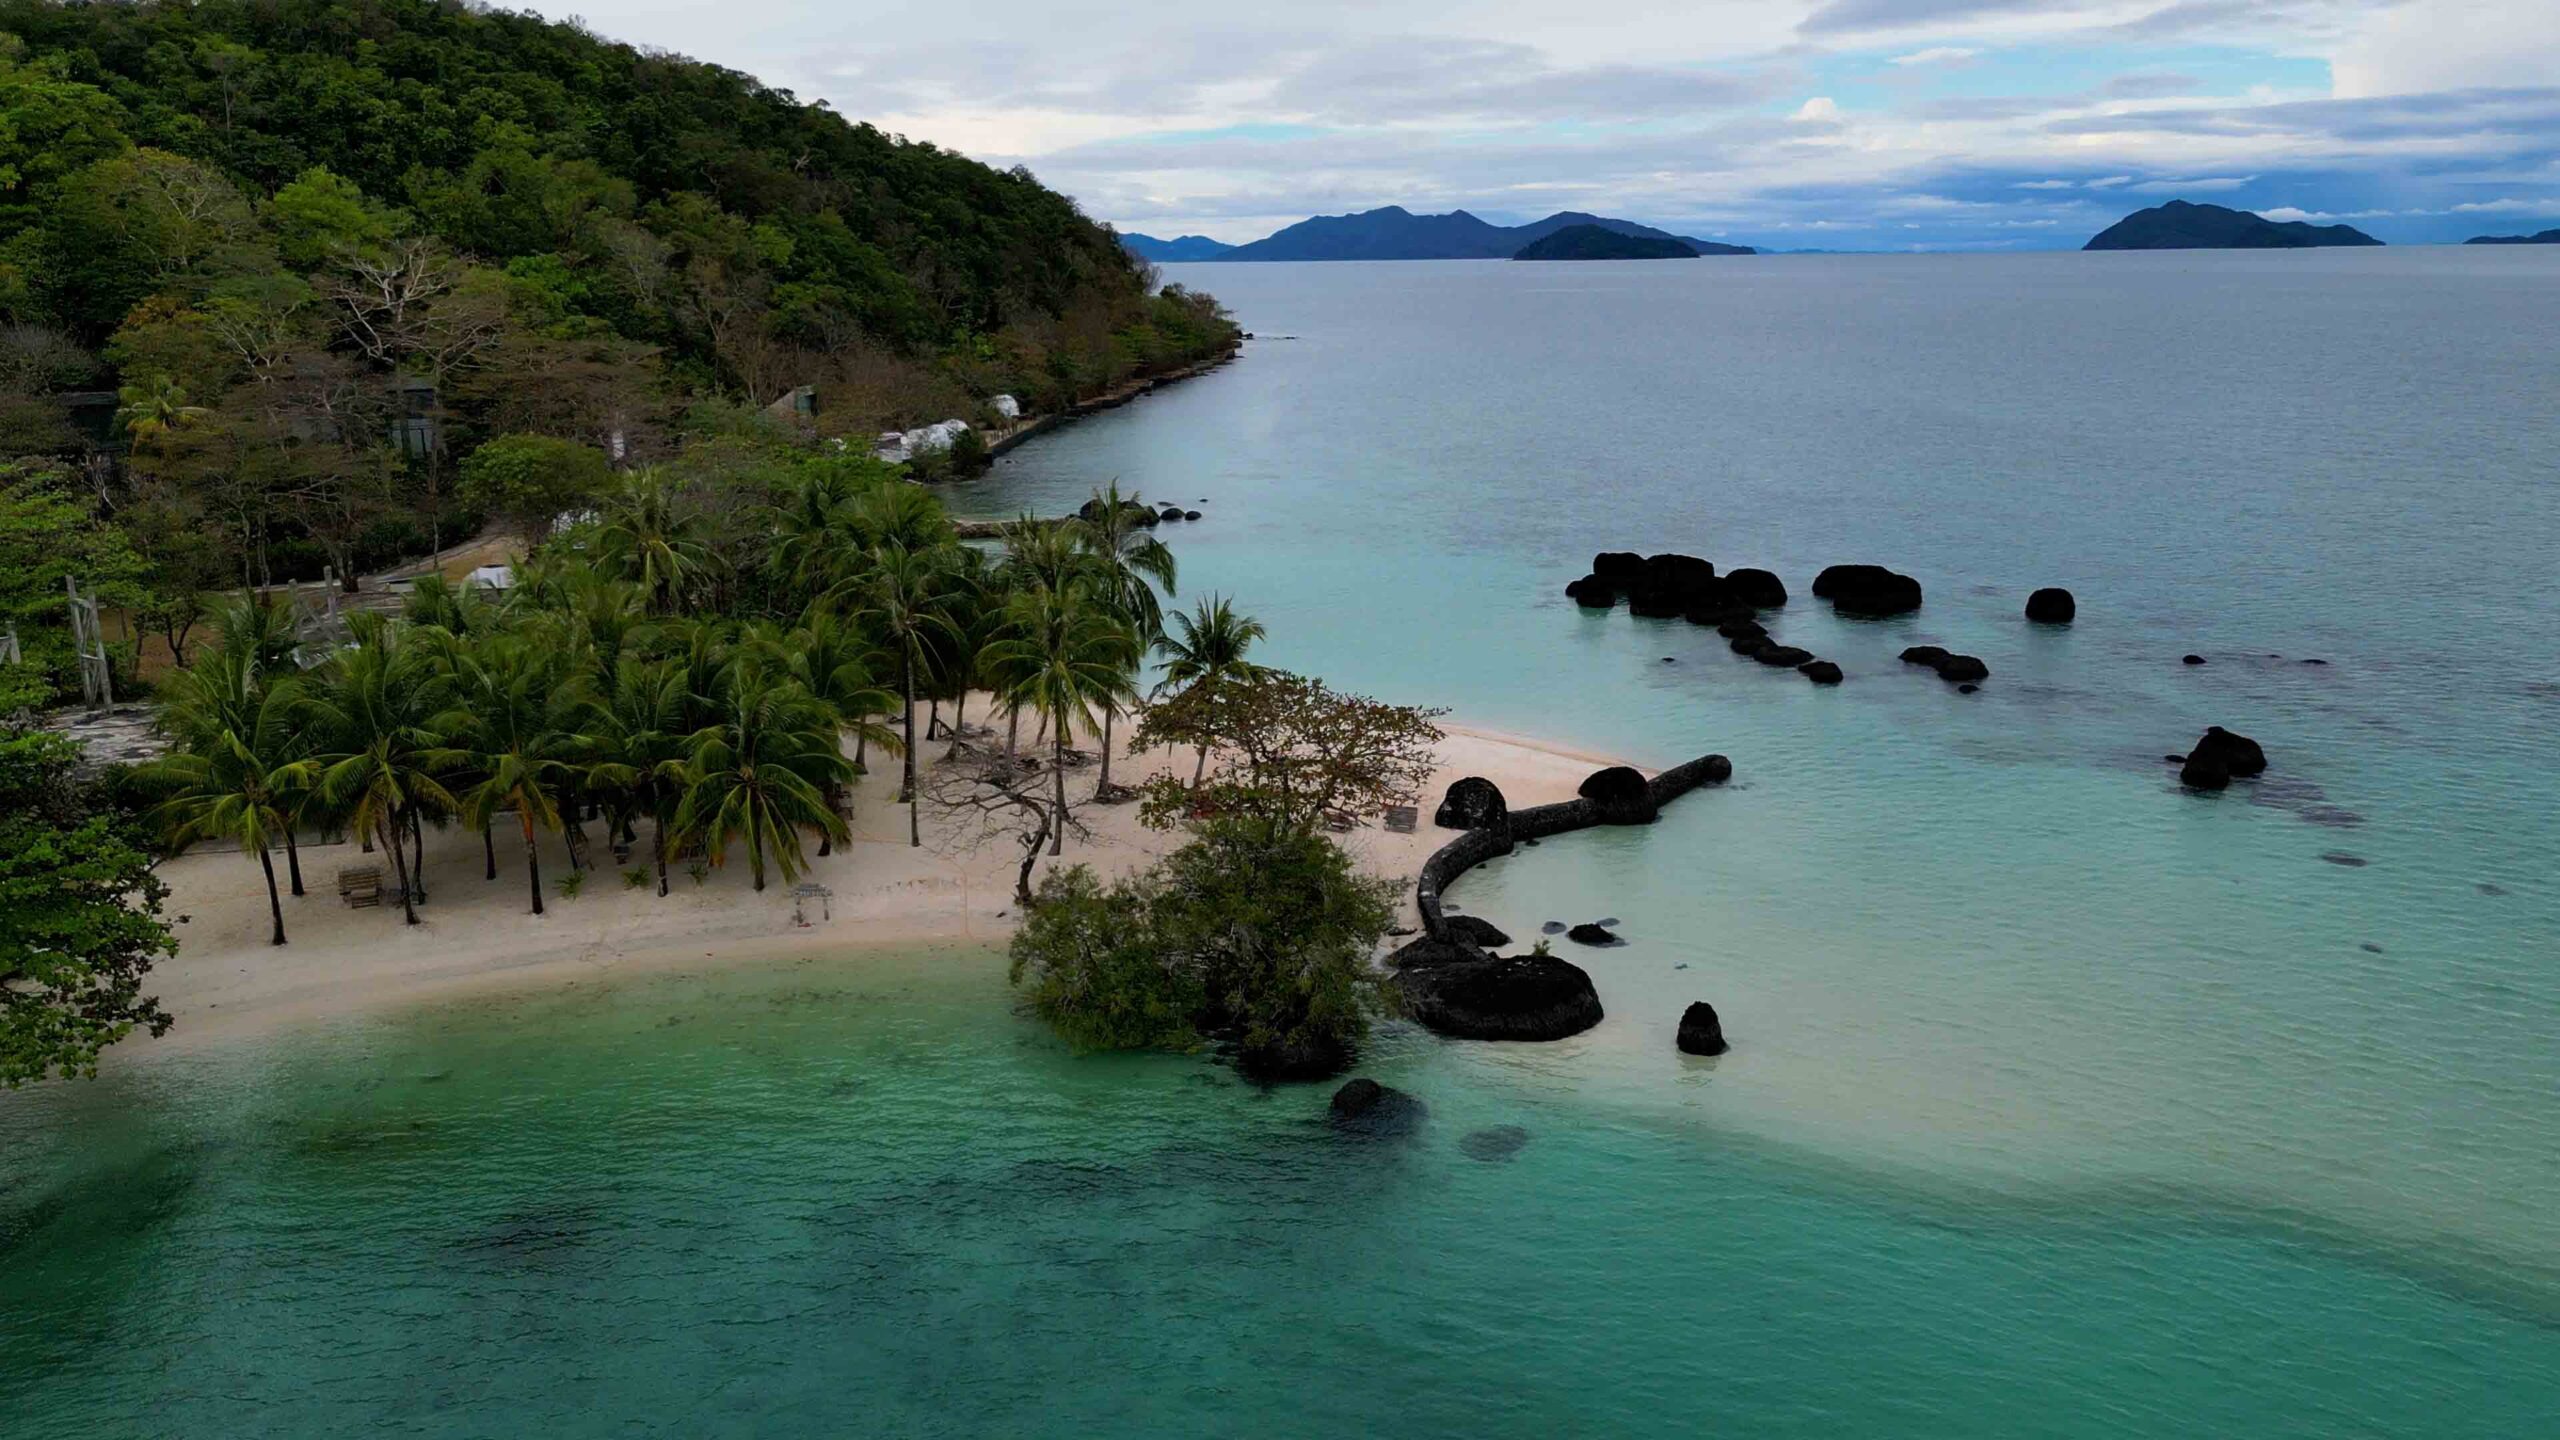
<box><xmin>1394</xmin><ymin>946</ymin><xmax>1606</xmax><ymax>1040</ymax></box>
<box><xmin>1443</xmin><ymin>915</ymin><xmax>1513</xmax><ymax>948</ymax></box>
<box><xmin>1577</xmin><ymin>766</ymin><xmax>1658</xmax><ymax>824</ymax></box>
<box><xmin>1933</xmin><ymin>654</ymin><xmax>1989</xmax><ymax>683</ymax></box>
<box><xmin>1328</xmin><ymin>1078</ymin><xmax>1426</xmax><ymax>1137</ymax></box>
<box><xmin>2187</xmin><ymin>726</ymin><xmax>2268</xmax><ymax>777</ymax></box>
<box><xmin>1726</xmin><ymin>568</ymin><xmax>1788</xmax><ymax>608</ymax></box>
<box><xmin>1813</xmin><ymin>564</ymin><xmax>1924</xmax><ymax>617</ymax></box>
<box><xmin>1753</xmin><ymin>644</ymin><xmax>1814</xmax><ymax>668</ymax></box>
<box><xmin>2025</xmin><ymin>587</ymin><xmax>2077</xmax><ymax>623</ymax></box>
<box><xmin>1676</xmin><ymin>1001</ymin><xmax>1730</xmax><ymax>1056</ymax></box>
<box><xmin>1799</xmin><ymin>660</ymin><xmax>1844</xmax><ymax>684</ymax></box>
<box><xmin>1566</xmin><ymin>922</ymin><xmax>1620</xmax><ymax>946</ymax></box>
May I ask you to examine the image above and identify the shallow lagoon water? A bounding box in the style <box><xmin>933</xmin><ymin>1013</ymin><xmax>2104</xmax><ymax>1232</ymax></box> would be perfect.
<box><xmin>8</xmin><ymin>250</ymin><xmax>2560</xmax><ymax>1434</ymax></box>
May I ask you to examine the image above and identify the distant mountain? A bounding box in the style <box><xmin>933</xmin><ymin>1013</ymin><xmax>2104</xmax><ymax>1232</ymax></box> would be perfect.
<box><xmin>2085</xmin><ymin>200</ymin><xmax>2382</xmax><ymax>251</ymax></box>
<box><xmin>2464</xmin><ymin>229</ymin><xmax>2560</xmax><ymax>245</ymax></box>
<box><xmin>1514</xmin><ymin>225</ymin><xmax>1697</xmax><ymax>261</ymax></box>
<box><xmin>1120</xmin><ymin>233</ymin><xmax>1237</xmax><ymax>262</ymax></box>
<box><xmin>1192</xmin><ymin>205</ymin><xmax>1754</xmax><ymax>260</ymax></box>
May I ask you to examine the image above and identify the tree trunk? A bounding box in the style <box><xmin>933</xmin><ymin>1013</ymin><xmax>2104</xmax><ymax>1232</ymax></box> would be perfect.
<box><xmin>817</xmin><ymin>780</ymin><xmax>836</xmax><ymax>856</ymax></box>
<box><xmin>1193</xmin><ymin>744</ymin><xmax>1210</xmax><ymax>788</ymax></box>
<box><xmin>1007</xmin><ymin>706</ymin><xmax>1020</xmax><ymax>759</ymax></box>
<box><xmin>409</xmin><ymin>809</ymin><xmax>427</xmax><ymax>903</ymax></box>
<box><xmin>283</xmin><ymin>825</ymin><xmax>305</xmax><ymax>896</ymax></box>
<box><xmin>482</xmin><ymin>822</ymin><xmax>496</xmax><ymax>880</ymax></box>
<box><xmin>1050</xmin><ymin>728</ymin><xmax>1068</xmax><ymax>856</ymax></box>
<box><xmin>903</xmin><ymin>661</ymin><xmax>920</xmax><ymax>847</ymax></box>
<box><xmin>258</xmin><ymin>842</ymin><xmax>287</xmax><ymax>946</ymax></box>
<box><xmin>521</xmin><ymin>810</ymin><xmax>545</xmax><ymax>916</ymax></box>
<box><xmin>1100</xmin><ymin>706</ymin><xmax>1115</xmax><ymax>791</ymax></box>
<box><xmin>1016</xmin><ymin>807</ymin><xmax>1050</xmax><ymax>906</ymax></box>
<box><xmin>388</xmin><ymin>813</ymin><xmax>420</xmax><ymax>926</ymax></box>
<box><xmin>946</xmin><ymin>690</ymin><xmax>969</xmax><ymax>760</ymax></box>
<box><xmin>653</xmin><ymin>813</ymin><xmax>669</xmax><ymax>897</ymax></box>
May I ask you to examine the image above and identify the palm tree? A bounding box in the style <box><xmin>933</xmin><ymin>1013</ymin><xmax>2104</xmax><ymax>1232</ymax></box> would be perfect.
<box><xmin>115</xmin><ymin>373</ymin><xmax>209</xmax><ymax>449</ymax></box>
<box><xmin>1069</xmin><ymin>482</ymin><xmax>1176</xmax><ymax>792</ymax></box>
<box><xmin>595</xmin><ymin>468</ymin><xmax>710</xmax><ymax>615</ymax></box>
<box><xmin>672</xmin><ymin>671</ymin><xmax>851</xmax><ymax>891</ymax></box>
<box><xmin>145</xmin><ymin>678</ymin><xmax>306</xmax><ymax>946</ymax></box>
<box><xmin>444</xmin><ymin>639</ymin><xmax>595</xmax><ymax>916</ymax></box>
<box><xmin>1153</xmin><ymin>594</ymin><xmax>1268</xmax><ymax>785</ymax></box>
<box><xmin>848</xmin><ymin>542</ymin><xmax>961</xmax><ymax>846</ymax></box>
<box><xmin>590</xmin><ymin>656</ymin><xmax>694</xmax><ymax>896</ymax></box>
<box><xmin>751</xmin><ymin>608</ymin><xmax>900</xmax><ymax>853</ymax></box>
<box><xmin>155</xmin><ymin>642</ymin><xmax>314</xmax><ymax>893</ymax></box>
<box><xmin>983</xmin><ymin>585</ymin><xmax>1140</xmax><ymax>856</ymax></box>
<box><xmin>768</xmin><ymin>464</ymin><xmax>866</xmax><ymax>602</ymax></box>
<box><xmin>293</xmin><ymin>621</ymin><xmax>457</xmax><ymax>927</ymax></box>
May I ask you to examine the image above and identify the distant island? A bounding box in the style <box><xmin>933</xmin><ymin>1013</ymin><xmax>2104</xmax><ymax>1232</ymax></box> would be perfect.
<box><xmin>1513</xmin><ymin>225</ymin><xmax>1698</xmax><ymax>261</ymax></box>
<box><xmin>2085</xmin><ymin>200</ymin><xmax>2382</xmax><ymax>250</ymax></box>
<box><xmin>1120</xmin><ymin>233</ymin><xmax>1240</xmax><ymax>262</ymax></box>
<box><xmin>1119</xmin><ymin>206</ymin><xmax>1754</xmax><ymax>262</ymax></box>
<box><xmin>2464</xmin><ymin>229</ymin><xmax>2560</xmax><ymax>245</ymax></box>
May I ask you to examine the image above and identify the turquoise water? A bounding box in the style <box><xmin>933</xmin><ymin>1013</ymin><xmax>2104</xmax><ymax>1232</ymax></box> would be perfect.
<box><xmin>9</xmin><ymin>250</ymin><xmax>2560</xmax><ymax>1434</ymax></box>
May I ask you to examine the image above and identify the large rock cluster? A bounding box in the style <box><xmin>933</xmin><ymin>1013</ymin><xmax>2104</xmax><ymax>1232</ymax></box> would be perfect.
<box><xmin>1813</xmin><ymin>564</ymin><xmax>1924</xmax><ymax>617</ymax></box>
<box><xmin>1392</xmin><ymin>939</ymin><xmax>1605</xmax><ymax>1041</ymax></box>
<box><xmin>2177</xmin><ymin>726</ymin><xmax>2269</xmax><ymax>790</ymax></box>
<box><xmin>1562</xmin><ymin>553</ymin><xmax>1846</xmax><ymax>684</ymax></box>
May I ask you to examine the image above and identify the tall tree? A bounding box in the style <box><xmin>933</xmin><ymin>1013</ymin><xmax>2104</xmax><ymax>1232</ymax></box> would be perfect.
<box><xmin>983</xmin><ymin>584</ymin><xmax>1138</xmax><ymax>856</ymax></box>
<box><xmin>445</xmin><ymin>638</ymin><xmax>593</xmax><ymax>915</ymax></box>
<box><xmin>1068</xmin><ymin>483</ymin><xmax>1176</xmax><ymax>792</ymax></box>
<box><xmin>144</xmin><ymin>673</ymin><xmax>306</xmax><ymax>945</ymax></box>
<box><xmin>1152</xmin><ymin>593</ymin><xmax>1268</xmax><ymax>785</ymax></box>
<box><xmin>850</xmin><ymin>541</ymin><xmax>960</xmax><ymax>847</ymax></box>
<box><xmin>294</xmin><ymin>620</ymin><xmax>457</xmax><ymax>926</ymax></box>
<box><xmin>673</xmin><ymin>669</ymin><xmax>850</xmax><ymax>892</ymax></box>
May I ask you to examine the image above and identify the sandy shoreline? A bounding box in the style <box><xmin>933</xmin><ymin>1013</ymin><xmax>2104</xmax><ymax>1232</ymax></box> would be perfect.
<box><xmin>126</xmin><ymin>711</ymin><xmax>1632</xmax><ymax>1057</ymax></box>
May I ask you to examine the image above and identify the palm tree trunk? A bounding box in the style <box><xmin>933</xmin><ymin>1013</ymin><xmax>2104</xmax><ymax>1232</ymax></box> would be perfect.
<box><xmin>388</xmin><ymin>813</ymin><xmax>420</xmax><ymax>927</ymax></box>
<box><xmin>482</xmin><ymin>822</ymin><xmax>496</xmax><ymax>880</ymax></box>
<box><xmin>946</xmin><ymin>690</ymin><xmax>969</xmax><ymax>759</ymax></box>
<box><xmin>257</xmin><ymin>842</ymin><xmax>287</xmax><ymax>946</ymax></box>
<box><xmin>1100</xmin><ymin>706</ymin><xmax>1115</xmax><ymax>791</ymax></box>
<box><xmin>521</xmin><ymin>810</ymin><xmax>545</xmax><ymax>916</ymax></box>
<box><xmin>1006</xmin><ymin>706</ymin><xmax>1019</xmax><ymax>759</ymax></box>
<box><xmin>1050</xmin><ymin>728</ymin><xmax>1068</xmax><ymax>856</ymax></box>
<box><xmin>283</xmin><ymin>825</ymin><xmax>305</xmax><ymax>897</ymax></box>
<box><xmin>653</xmin><ymin>812</ymin><xmax>669</xmax><ymax>897</ymax></box>
<box><xmin>409</xmin><ymin>810</ymin><xmax>426</xmax><ymax>903</ymax></box>
<box><xmin>1193</xmin><ymin>744</ymin><xmax>1210</xmax><ymax>788</ymax></box>
<box><xmin>903</xmin><ymin>660</ymin><xmax>920</xmax><ymax>847</ymax></box>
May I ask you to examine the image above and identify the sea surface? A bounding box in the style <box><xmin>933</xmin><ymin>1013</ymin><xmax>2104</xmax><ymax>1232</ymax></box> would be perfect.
<box><xmin>8</xmin><ymin>250</ymin><xmax>2559</xmax><ymax>1436</ymax></box>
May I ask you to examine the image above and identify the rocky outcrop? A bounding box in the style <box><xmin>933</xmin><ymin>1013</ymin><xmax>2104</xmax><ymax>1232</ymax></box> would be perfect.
<box><xmin>1676</xmin><ymin>1002</ymin><xmax>1729</xmax><ymax>1056</ymax></box>
<box><xmin>2180</xmin><ymin>753</ymin><xmax>2231</xmax><ymax>790</ymax></box>
<box><xmin>1564</xmin><ymin>575</ymin><xmax>1618</xmax><ymax>607</ymax></box>
<box><xmin>1814</xmin><ymin>564</ymin><xmax>1923</xmax><ymax>617</ymax></box>
<box><xmin>1577</xmin><ymin>765</ymin><xmax>1657</xmax><ymax>824</ymax></box>
<box><xmin>1592</xmin><ymin>552</ymin><xmax>1647</xmax><ymax>582</ymax></box>
<box><xmin>1752</xmin><ymin>645</ymin><xmax>1813</xmax><ymax>668</ymax></box>
<box><xmin>1730</xmin><ymin>634</ymin><xmax>1772</xmax><ymax>658</ymax></box>
<box><xmin>1566</xmin><ymin>922</ymin><xmax>1620</xmax><ymax>946</ymax></box>
<box><xmin>1717</xmin><ymin>618</ymin><xmax>1767</xmax><ymax>641</ymax></box>
<box><xmin>1726</xmin><ymin>568</ymin><xmax>1787</xmax><ymax>608</ymax></box>
<box><xmin>2025</xmin><ymin>587</ymin><xmax>2076</xmax><ymax>623</ymax></box>
<box><xmin>1799</xmin><ymin>660</ymin><xmax>1843</xmax><ymax>684</ymax></box>
<box><xmin>1409</xmin><ymin>754</ymin><xmax>1733</xmax><ymax>947</ymax></box>
<box><xmin>1395</xmin><ymin>947</ymin><xmax>1604</xmax><ymax>1041</ymax></box>
<box><xmin>1433</xmin><ymin>776</ymin><xmax>1509</xmax><ymax>833</ymax></box>
<box><xmin>1932</xmin><ymin>654</ymin><xmax>1989</xmax><ymax>683</ymax></box>
<box><xmin>2187</xmin><ymin>726</ymin><xmax>2267</xmax><ymax>777</ymax></box>
<box><xmin>1900</xmin><ymin>645</ymin><xmax>1948</xmax><ymax>667</ymax></box>
<box><xmin>1443</xmin><ymin>915</ymin><xmax>1513</xmax><ymax>948</ymax></box>
<box><xmin>1625</xmin><ymin>554</ymin><xmax>1722</xmax><ymax>618</ymax></box>
<box><xmin>1077</xmin><ymin>495</ymin><xmax>1160</xmax><ymax>528</ymax></box>
<box><xmin>1329</xmin><ymin>1078</ymin><xmax>1426</xmax><ymax>1137</ymax></box>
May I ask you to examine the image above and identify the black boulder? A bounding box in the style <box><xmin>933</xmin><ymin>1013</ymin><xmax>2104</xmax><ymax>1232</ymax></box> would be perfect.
<box><xmin>1433</xmin><ymin>776</ymin><xmax>1509</xmax><ymax>832</ymax></box>
<box><xmin>2025</xmin><ymin>587</ymin><xmax>2076</xmax><ymax>623</ymax></box>
<box><xmin>1676</xmin><ymin>1002</ymin><xmax>1729</xmax><ymax>1056</ymax></box>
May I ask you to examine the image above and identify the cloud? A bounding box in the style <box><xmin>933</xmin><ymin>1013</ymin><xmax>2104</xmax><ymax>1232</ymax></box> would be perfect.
<box><xmin>2012</xmin><ymin>179</ymin><xmax>2079</xmax><ymax>189</ymax></box>
<box><xmin>2129</xmin><ymin>175</ymin><xmax>2257</xmax><ymax>192</ymax></box>
<box><xmin>1793</xmin><ymin>96</ymin><xmax>1845</xmax><ymax>122</ymax></box>
<box><xmin>2102</xmin><ymin>71</ymin><xmax>2200</xmax><ymax>99</ymax></box>
<box><xmin>2450</xmin><ymin>197</ymin><xmax>2560</xmax><ymax>214</ymax></box>
<box><xmin>1889</xmin><ymin>46</ymin><xmax>1980</xmax><ymax>67</ymax></box>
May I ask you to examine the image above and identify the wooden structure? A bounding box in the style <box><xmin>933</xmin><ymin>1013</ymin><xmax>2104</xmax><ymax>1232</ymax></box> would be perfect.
<box><xmin>338</xmin><ymin>865</ymin><xmax>383</xmax><ymax>909</ymax></box>
<box><xmin>64</xmin><ymin>576</ymin><xmax>114</xmax><ymax>711</ymax></box>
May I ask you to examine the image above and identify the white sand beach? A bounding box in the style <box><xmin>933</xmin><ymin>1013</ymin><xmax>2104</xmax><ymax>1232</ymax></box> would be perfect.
<box><xmin>134</xmin><ymin>713</ymin><xmax>1635</xmax><ymax>1050</ymax></box>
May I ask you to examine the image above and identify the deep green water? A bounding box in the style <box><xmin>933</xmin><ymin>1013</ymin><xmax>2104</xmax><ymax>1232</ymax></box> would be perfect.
<box><xmin>8</xmin><ymin>250</ymin><xmax>2560</xmax><ymax>1435</ymax></box>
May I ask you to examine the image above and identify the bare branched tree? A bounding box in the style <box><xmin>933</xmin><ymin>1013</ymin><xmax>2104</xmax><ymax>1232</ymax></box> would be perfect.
<box><xmin>924</xmin><ymin>744</ymin><xmax>1094</xmax><ymax>907</ymax></box>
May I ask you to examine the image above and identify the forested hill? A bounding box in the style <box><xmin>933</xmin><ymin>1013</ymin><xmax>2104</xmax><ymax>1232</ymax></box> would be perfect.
<box><xmin>0</xmin><ymin>0</ymin><xmax>1234</xmax><ymax>424</ymax></box>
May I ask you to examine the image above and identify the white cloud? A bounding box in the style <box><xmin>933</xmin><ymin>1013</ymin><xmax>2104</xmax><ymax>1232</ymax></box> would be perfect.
<box><xmin>2085</xmin><ymin>175</ymin><xmax>2136</xmax><ymax>188</ymax></box>
<box><xmin>2261</xmin><ymin>205</ymin><xmax>2399</xmax><ymax>221</ymax></box>
<box><xmin>2012</xmin><ymin>178</ymin><xmax>2079</xmax><ymax>188</ymax></box>
<box><xmin>2450</xmin><ymin>198</ymin><xmax>2560</xmax><ymax>214</ymax></box>
<box><xmin>2129</xmin><ymin>175</ymin><xmax>2256</xmax><ymax>192</ymax></box>
<box><xmin>1793</xmin><ymin>95</ymin><xmax>1844</xmax><ymax>122</ymax></box>
<box><xmin>1889</xmin><ymin>46</ymin><xmax>1979</xmax><ymax>67</ymax></box>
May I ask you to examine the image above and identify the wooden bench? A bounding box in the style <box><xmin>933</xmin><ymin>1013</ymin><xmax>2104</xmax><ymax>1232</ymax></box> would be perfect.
<box><xmin>337</xmin><ymin>865</ymin><xmax>382</xmax><ymax>908</ymax></box>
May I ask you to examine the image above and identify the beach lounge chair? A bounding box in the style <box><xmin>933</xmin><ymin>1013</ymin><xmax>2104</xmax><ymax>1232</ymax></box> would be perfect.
<box><xmin>1384</xmin><ymin>805</ymin><xmax>1417</xmax><ymax>834</ymax></box>
<box><xmin>338</xmin><ymin>865</ymin><xmax>382</xmax><ymax>908</ymax></box>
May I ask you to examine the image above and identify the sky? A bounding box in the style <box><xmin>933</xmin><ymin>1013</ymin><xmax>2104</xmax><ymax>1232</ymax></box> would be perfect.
<box><xmin>538</xmin><ymin>1</ymin><xmax>2560</xmax><ymax>249</ymax></box>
